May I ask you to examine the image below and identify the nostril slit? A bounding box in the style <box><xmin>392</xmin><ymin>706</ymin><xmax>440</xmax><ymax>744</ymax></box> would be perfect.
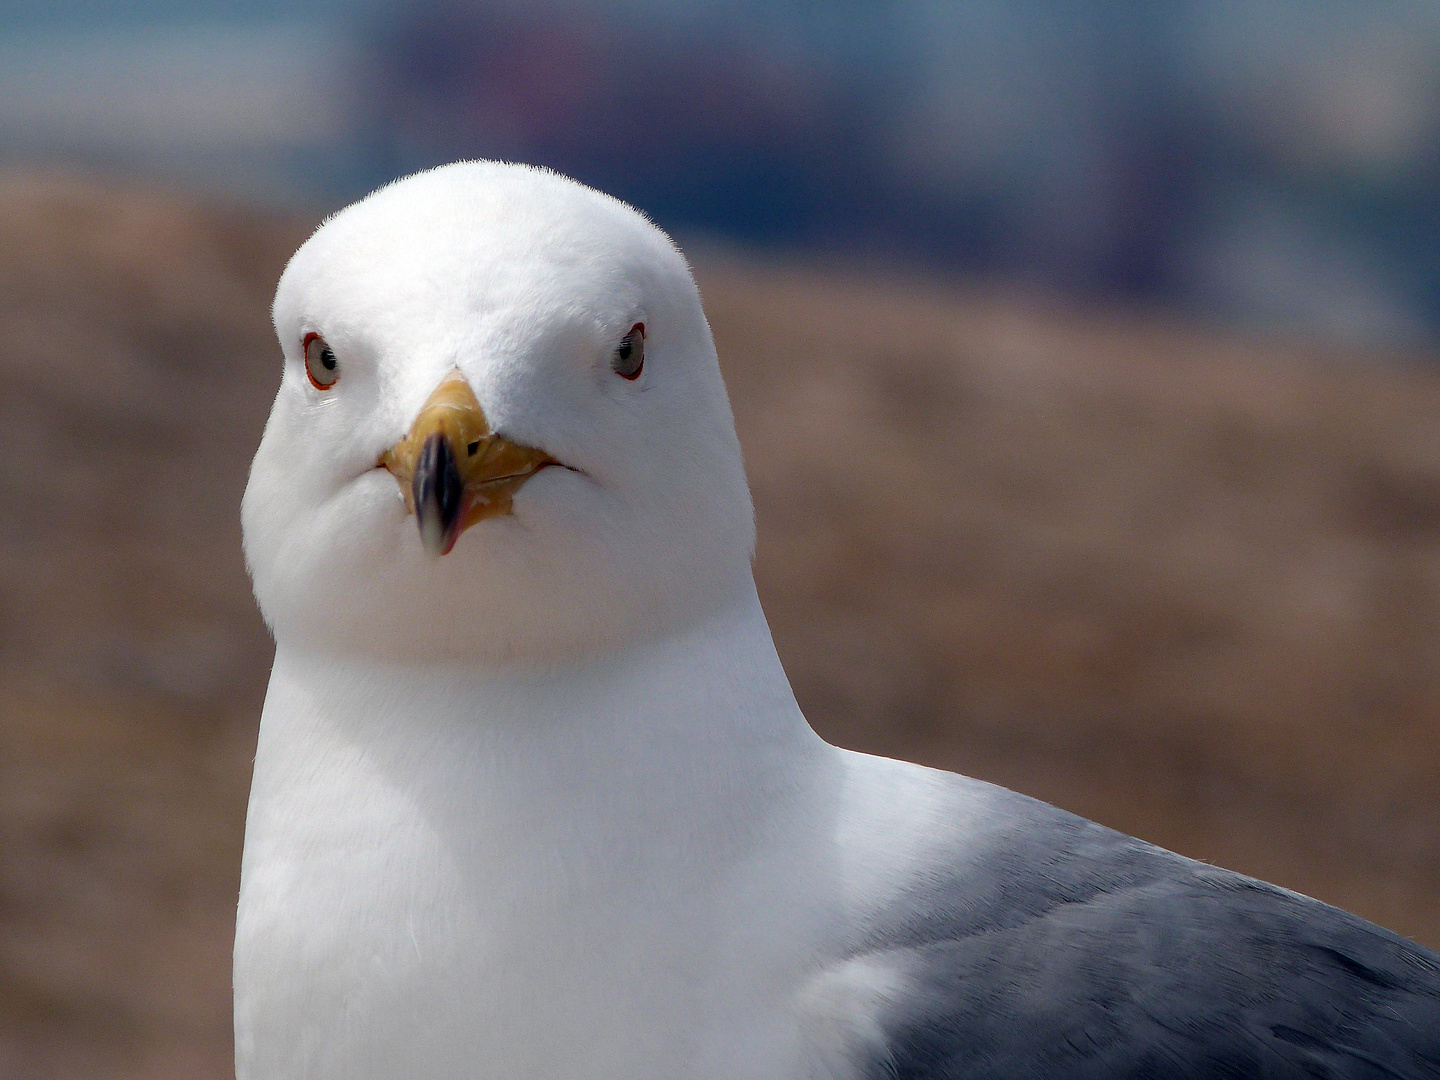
<box><xmin>467</xmin><ymin>440</ymin><xmax>480</xmax><ymax>456</ymax></box>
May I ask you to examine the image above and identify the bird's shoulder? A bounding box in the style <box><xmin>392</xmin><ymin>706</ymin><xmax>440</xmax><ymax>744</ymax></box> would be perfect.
<box><xmin>822</xmin><ymin>758</ymin><xmax>1440</xmax><ymax>1079</ymax></box>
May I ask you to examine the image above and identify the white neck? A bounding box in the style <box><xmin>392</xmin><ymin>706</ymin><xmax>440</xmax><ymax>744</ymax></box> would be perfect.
<box><xmin>236</xmin><ymin>581</ymin><xmax>844</xmax><ymax>1080</ymax></box>
<box><xmin>254</xmin><ymin>580</ymin><xmax>827</xmax><ymax>852</ymax></box>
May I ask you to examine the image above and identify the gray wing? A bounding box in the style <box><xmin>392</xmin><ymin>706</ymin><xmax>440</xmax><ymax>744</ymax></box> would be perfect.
<box><xmin>853</xmin><ymin>783</ymin><xmax>1440</xmax><ymax>1079</ymax></box>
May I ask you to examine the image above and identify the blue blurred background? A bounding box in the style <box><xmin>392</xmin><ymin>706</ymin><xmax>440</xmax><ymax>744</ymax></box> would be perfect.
<box><xmin>2</xmin><ymin>0</ymin><xmax>1437</xmax><ymax>347</ymax></box>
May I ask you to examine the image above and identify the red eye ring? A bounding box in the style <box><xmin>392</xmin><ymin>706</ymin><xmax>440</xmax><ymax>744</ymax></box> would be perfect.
<box><xmin>613</xmin><ymin>322</ymin><xmax>645</xmax><ymax>380</ymax></box>
<box><xmin>303</xmin><ymin>332</ymin><xmax>340</xmax><ymax>390</ymax></box>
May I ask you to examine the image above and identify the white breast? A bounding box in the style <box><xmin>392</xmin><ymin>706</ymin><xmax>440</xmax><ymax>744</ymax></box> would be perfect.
<box><xmin>233</xmin><ymin>594</ymin><xmax>921</xmax><ymax>1080</ymax></box>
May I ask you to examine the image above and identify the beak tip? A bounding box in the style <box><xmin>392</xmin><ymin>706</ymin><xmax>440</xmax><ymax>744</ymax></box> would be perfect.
<box><xmin>414</xmin><ymin>432</ymin><xmax>464</xmax><ymax>558</ymax></box>
<box><xmin>418</xmin><ymin>515</ymin><xmax>450</xmax><ymax>559</ymax></box>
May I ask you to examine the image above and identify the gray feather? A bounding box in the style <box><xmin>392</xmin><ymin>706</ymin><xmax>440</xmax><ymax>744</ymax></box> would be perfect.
<box><xmin>853</xmin><ymin>782</ymin><xmax>1440</xmax><ymax>1079</ymax></box>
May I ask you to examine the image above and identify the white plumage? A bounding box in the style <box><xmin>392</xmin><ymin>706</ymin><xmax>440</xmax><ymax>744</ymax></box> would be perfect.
<box><xmin>236</xmin><ymin>162</ymin><xmax>1440</xmax><ymax>1080</ymax></box>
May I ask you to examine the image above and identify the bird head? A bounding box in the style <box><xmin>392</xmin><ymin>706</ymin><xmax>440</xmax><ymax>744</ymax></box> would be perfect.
<box><xmin>242</xmin><ymin>163</ymin><xmax>755</xmax><ymax>664</ymax></box>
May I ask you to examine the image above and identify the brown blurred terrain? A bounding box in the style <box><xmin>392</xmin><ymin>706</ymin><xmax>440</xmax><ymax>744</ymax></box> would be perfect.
<box><xmin>0</xmin><ymin>172</ymin><xmax>1437</xmax><ymax>1079</ymax></box>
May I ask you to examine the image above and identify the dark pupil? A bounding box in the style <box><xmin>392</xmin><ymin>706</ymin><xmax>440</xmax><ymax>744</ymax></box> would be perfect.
<box><xmin>320</xmin><ymin>348</ymin><xmax>337</xmax><ymax>370</ymax></box>
<box><xmin>617</xmin><ymin>339</ymin><xmax>632</xmax><ymax>361</ymax></box>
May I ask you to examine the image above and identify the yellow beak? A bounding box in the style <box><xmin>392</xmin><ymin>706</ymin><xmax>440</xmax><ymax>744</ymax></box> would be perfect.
<box><xmin>379</xmin><ymin>370</ymin><xmax>556</xmax><ymax>556</ymax></box>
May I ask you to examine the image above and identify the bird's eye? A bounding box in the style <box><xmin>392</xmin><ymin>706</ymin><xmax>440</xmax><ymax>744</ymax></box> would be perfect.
<box><xmin>303</xmin><ymin>333</ymin><xmax>340</xmax><ymax>390</ymax></box>
<box><xmin>612</xmin><ymin>323</ymin><xmax>645</xmax><ymax>380</ymax></box>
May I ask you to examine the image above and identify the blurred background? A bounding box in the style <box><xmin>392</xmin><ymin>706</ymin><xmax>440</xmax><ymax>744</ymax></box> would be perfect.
<box><xmin>1</xmin><ymin>1</ymin><xmax>1439</xmax><ymax>1077</ymax></box>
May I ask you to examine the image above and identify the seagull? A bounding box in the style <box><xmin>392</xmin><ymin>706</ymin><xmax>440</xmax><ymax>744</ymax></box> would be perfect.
<box><xmin>235</xmin><ymin>161</ymin><xmax>1440</xmax><ymax>1080</ymax></box>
